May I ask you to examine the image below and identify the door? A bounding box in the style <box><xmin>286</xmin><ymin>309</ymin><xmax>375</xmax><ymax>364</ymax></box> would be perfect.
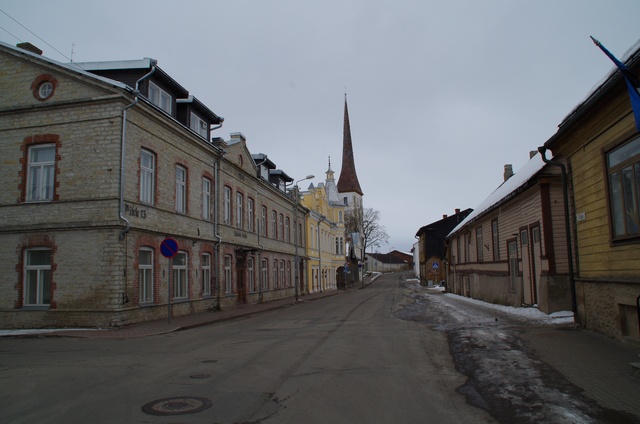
<box><xmin>508</xmin><ymin>240</ymin><xmax>519</xmax><ymax>296</ymax></box>
<box><xmin>520</xmin><ymin>229</ymin><xmax>533</xmax><ymax>305</ymax></box>
<box><xmin>531</xmin><ymin>226</ymin><xmax>542</xmax><ymax>305</ymax></box>
<box><xmin>236</xmin><ymin>251</ymin><xmax>246</xmax><ymax>304</ymax></box>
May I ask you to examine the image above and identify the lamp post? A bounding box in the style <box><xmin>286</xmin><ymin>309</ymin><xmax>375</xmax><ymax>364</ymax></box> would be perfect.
<box><xmin>293</xmin><ymin>175</ymin><xmax>314</xmax><ymax>302</ymax></box>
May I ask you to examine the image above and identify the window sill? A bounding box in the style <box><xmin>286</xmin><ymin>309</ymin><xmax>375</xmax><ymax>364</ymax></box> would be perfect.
<box><xmin>20</xmin><ymin>306</ymin><xmax>50</xmax><ymax>311</ymax></box>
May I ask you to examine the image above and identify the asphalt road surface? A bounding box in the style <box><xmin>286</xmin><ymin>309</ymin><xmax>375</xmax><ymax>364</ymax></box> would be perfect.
<box><xmin>0</xmin><ymin>273</ymin><xmax>494</xmax><ymax>424</ymax></box>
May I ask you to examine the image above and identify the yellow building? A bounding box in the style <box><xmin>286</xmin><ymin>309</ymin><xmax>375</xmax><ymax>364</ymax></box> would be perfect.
<box><xmin>300</xmin><ymin>161</ymin><xmax>347</xmax><ymax>294</ymax></box>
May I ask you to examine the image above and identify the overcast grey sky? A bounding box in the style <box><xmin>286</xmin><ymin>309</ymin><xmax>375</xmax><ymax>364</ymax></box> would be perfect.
<box><xmin>2</xmin><ymin>0</ymin><xmax>640</xmax><ymax>252</ymax></box>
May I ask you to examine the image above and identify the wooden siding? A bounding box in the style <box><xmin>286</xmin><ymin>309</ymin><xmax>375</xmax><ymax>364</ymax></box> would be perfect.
<box><xmin>552</xmin><ymin>86</ymin><xmax>640</xmax><ymax>280</ymax></box>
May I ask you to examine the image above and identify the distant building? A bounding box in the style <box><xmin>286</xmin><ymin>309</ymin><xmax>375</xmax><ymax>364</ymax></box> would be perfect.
<box><xmin>415</xmin><ymin>209</ymin><xmax>472</xmax><ymax>285</ymax></box>
<box><xmin>365</xmin><ymin>253</ymin><xmax>409</xmax><ymax>273</ymax></box>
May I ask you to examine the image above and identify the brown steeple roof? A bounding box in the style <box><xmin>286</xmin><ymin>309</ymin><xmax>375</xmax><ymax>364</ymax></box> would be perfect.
<box><xmin>337</xmin><ymin>96</ymin><xmax>363</xmax><ymax>196</ymax></box>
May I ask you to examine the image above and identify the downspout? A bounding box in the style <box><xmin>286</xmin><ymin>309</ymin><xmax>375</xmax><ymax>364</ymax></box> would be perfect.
<box><xmin>537</xmin><ymin>146</ymin><xmax>577</xmax><ymax>314</ymax></box>
<box><xmin>254</xmin><ymin>156</ymin><xmax>268</xmax><ymax>303</ymax></box>
<box><xmin>214</xmin><ymin>156</ymin><xmax>223</xmax><ymax>310</ymax></box>
<box><xmin>119</xmin><ymin>64</ymin><xmax>157</xmax><ymax>240</ymax></box>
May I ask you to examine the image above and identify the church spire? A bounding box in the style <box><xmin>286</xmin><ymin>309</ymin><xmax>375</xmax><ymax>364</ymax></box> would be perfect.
<box><xmin>337</xmin><ymin>95</ymin><xmax>363</xmax><ymax>196</ymax></box>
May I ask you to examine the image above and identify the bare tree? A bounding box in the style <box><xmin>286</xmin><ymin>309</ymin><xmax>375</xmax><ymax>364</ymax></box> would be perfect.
<box><xmin>345</xmin><ymin>207</ymin><xmax>389</xmax><ymax>266</ymax></box>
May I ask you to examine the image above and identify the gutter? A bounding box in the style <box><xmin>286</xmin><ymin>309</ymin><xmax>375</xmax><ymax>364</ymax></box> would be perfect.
<box><xmin>119</xmin><ymin>63</ymin><xmax>157</xmax><ymax>240</ymax></box>
<box><xmin>537</xmin><ymin>146</ymin><xmax>577</xmax><ymax>314</ymax></box>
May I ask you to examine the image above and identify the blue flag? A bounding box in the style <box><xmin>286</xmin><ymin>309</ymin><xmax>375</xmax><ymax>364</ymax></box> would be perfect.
<box><xmin>591</xmin><ymin>36</ymin><xmax>640</xmax><ymax>131</ymax></box>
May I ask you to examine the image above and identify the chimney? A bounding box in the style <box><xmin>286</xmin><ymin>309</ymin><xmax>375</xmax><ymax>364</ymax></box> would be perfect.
<box><xmin>529</xmin><ymin>150</ymin><xmax>537</xmax><ymax>159</ymax></box>
<box><xmin>443</xmin><ymin>214</ymin><xmax>448</xmax><ymax>219</ymax></box>
<box><xmin>504</xmin><ymin>164</ymin><xmax>513</xmax><ymax>182</ymax></box>
<box><xmin>230</xmin><ymin>132</ymin><xmax>246</xmax><ymax>143</ymax></box>
<box><xmin>17</xmin><ymin>42</ymin><xmax>43</xmax><ymax>55</ymax></box>
<box><xmin>455</xmin><ymin>208</ymin><xmax>460</xmax><ymax>214</ymax></box>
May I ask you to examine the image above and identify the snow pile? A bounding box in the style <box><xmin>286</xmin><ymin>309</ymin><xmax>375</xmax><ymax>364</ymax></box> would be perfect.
<box><xmin>443</xmin><ymin>293</ymin><xmax>574</xmax><ymax>325</ymax></box>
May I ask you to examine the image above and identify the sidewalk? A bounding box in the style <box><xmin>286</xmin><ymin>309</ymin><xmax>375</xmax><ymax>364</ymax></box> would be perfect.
<box><xmin>10</xmin><ymin>276</ymin><xmax>377</xmax><ymax>339</ymax></box>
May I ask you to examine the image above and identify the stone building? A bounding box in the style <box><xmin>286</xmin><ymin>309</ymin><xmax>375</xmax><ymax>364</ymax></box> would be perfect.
<box><xmin>0</xmin><ymin>42</ymin><xmax>304</xmax><ymax>328</ymax></box>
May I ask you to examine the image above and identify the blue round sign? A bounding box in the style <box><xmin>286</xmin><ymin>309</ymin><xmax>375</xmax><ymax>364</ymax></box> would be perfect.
<box><xmin>160</xmin><ymin>238</ymin><xmax>179</xmax><ymax>258</ymax></box>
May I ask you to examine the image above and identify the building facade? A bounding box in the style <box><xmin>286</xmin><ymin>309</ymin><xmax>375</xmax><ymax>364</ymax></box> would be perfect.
<box><xmin>446</xmin><ymin>156</ymin><xmax>572</xmax><ymax>314</ymax></box>
<box><xmin>541</xmin><ymin>41</ymin><xmax>640</xmax><ymax>341</ymax></box>
<box><xmin>300</xmin><ymin>161</ymin><xmax>345</xmax><ymax>293</ymax></box>
<box><xmin>0</xmin><ymin>42</ymin><xmax>305</xmax><ymax>329</ymax></box>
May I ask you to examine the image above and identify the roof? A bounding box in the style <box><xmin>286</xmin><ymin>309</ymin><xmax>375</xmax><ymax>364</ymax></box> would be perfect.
<box><xmin>448</xmin><ymin>154</ymin><xmax>548</xmax><ymax>236</ymax></box>
<box><xmin>547</xmin><ymin>38</ymin><xmax>640</xmax><ymax>148</ymax></box>
<box><xmin>367</xmin><ymin>253</ymin><xmax>407</xmax><ymax>264</ymax></box>
<box><xmin>337</xmin><ymin>98</ymin><xmax>364</xmax><ymax>196</ymax></box>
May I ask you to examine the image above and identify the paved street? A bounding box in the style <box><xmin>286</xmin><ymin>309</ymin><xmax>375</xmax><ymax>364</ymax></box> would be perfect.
<box><xmin>0</xmin><ymin>273</ymin><xmax>492</xmax><ymax>424</ymax></box>
<box><xmin>1</xmin><ymin>272</ymin><xmax>639</xmax><ymax>423</ymax></box>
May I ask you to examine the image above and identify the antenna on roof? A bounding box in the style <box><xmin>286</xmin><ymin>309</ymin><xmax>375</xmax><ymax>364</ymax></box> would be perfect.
<box><xmin>70</xmin><ymin>42</ymin><xmax>75</xmax><ymax>62</ymax></box>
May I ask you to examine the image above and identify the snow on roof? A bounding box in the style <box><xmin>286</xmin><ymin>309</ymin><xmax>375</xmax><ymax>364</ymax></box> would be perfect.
<box><xmin>448</xmin><ymin>153</ymin><xmax>547</xmax><ymax>236</ymax></box>
<box><xmin>71</xmin><ymin>58</ymin><xmax>156</xmax><ymax>71</ymax></box>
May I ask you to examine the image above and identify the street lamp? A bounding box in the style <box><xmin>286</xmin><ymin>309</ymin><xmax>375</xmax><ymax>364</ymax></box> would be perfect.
<box><xmin>293</xmin><ymin>174</ymin><xmax>314</xmax><ymax>302</ymax></box>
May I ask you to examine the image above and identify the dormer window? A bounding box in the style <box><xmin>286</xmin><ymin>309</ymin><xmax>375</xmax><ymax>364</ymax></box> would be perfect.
<box><xmin>148</xmin><ymin>81</ymin><xmax>172</xmax><ymax>114</ymax></box>
<box><xmin>190</xmin><ymin>112</ymin><xmax>208</xmax><ymax>138</ymax></box>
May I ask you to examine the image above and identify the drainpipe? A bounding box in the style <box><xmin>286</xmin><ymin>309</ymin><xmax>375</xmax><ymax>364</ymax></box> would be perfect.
<box><xmin>213</xmin><ymin>156</ymin><xmax>223</xmax><ymax>310</ymax></box>
<box><xmin>537</xmin><ymin>146</ymin><xmax>577</xmax><ymax>314</ymax></box>
<box><xmin>119</xmin><ymin>63</ymin><xmax>157</xmax><ymax>240</ymax></box>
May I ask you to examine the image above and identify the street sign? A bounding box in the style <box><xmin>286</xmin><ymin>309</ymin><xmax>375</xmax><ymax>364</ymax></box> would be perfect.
<box><xmin>160</xmin><ymin>238</ymin><xmax>179</xmax><ymax>258</ymax></box>
<box><xmin>432</xmin><ymin>262</ymin><xmax>439</xmax><ymax>270</ymax></box>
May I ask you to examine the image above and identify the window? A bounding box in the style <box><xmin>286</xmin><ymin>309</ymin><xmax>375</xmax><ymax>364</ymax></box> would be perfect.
<box><xmin>173</xmin><ymin>251</ymin><xmax>188</xmax><ymax>299</ymax></box>
<box><xmin>607</xmin><ymin>136</ymin><xmax>640</xmax><ymax>238</ymax></box>
<box><xmin>285</xmin><ymin>217</ymin><xmax>290</xmax><ymax>242</ymax></box>
<box><xmin>236</xmin><ymin>193</ymin><xmax>244</xmax><ymax>229</ymax></box>
<box><xmin>492</xmin><ymin>219</ymin><xmax>500</xmax><ymax>261</ymax></box>
<box><xmin>279</xmin><ymin>214</ymin><xmax>284</xmax><ymax>240</ymax></box>
<box><xmin>190</xmin><ymin>112</ymin><xmax>208</xmax><ymax>138</ymax></box>
<box><xmin>261</xmin><ymin>206</ymin><xmax>267</xmax><ymax>236</ymax></box>
<box><xmin>140</xmin><ymin>149</ymin><xmax>155</xmax><ymax>205</ymax></box>
<box><xmin>148</xmin><ymin>81</ymin><xmax>172</xmax><ymax>114</ymax></box>
<box><xmin>280</xmin><ymin>261</ymin><xmax>285</xmax><ymax>288</ymax></box>
<box><xmin>299</xmin><ymin>223</ymin><xmax>303</xmax><ymax>245</ymax></box>
<box><xmin>224</xmin><ymin>187</ymin><xmax>231</xmax><ymax>224</ymax></box>
<box><xmin>273</xmin><ymin>260</ymin><xmax>279</xmax><ymax>287</ymax></box>
<box><xmin>202</xmin><ymin>253</ymin><xmax>211</xmax><ymax>296</ymax></box>
<box><xmin>202</xmin><ymin>178</ymin><xmax>211</xmax><ymax>220</ymax></box>
<box><xmin>248</xmin><ymin>257</ymin><xmax>255</xmax><ymax>292</ymax></box>
<box><xmin>176</xmin><ymin>166</ymin><xmax>187</xmax><ymax>213</ymax></box>
<box><xmin>27</xmin><ymin>144</ymin><xmax>55</xmax><ymax>202</ymax></box>
<box><xmin>336</xmin><ymin>237</ymin><xmax>339</xmax><ymax>254</ymax></box>
<box><xmin>272</xmin><ymin>211</ymin><xmax>277</xmax><ymax>239</ymax></box>
<box><xmin>464</xmin><ymin>233</ymin><xmax>471</xmax><ymax>263</ymax></box>
<box><xmin>24</xmin><ymin>248</ymin><xmax>51</xmax><ymax>306</ymax></box>
<box><xmin>287</xmin><ymin>261</ymin><xmax>292</xmax><ymax>287</ymax></box>
<box><xmin>261</xmin><ymin>259</ymin><xmax>268</xmax><ymax>289</ymax></box>
<box><xmin>38</xmin><ymin>82</ymin><xmax>54</xmax><ymax>99</ymax></box>
<box><xmin>248</xmin><ymin>198</ymin><xmax>254</xmax><ymax>232</ymax></box>
<box><xmin>224</xmin><ymin>255</ymin><xmax>232</xmax><ymax>293</ymax></box>
<box><xmin>476</xmin><ymin>227</ymin><xmax>483</xmax><ymax>262</ymax></box>
<box><xmin>340</xmin><ymin>237</ymin><xmax>344</xmax><ymax>255</ymax></box>
<box><xmin>339</xmin><ymin>211</ymin><xmax>343</xmax><ymax>222</ymax></box>
<box><xmin>139</xmin><ymin>248</ymin><xmax>154</xmax><ymax>303</ymax></box>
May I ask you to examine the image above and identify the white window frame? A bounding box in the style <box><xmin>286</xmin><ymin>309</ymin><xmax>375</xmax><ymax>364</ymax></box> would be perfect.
<box><xmin>173</xmin><ymin>251</ymin><xmax>188</xmax><ymax>299</ymax></box>
<box><xmin>148</xmin><ymin>81</ymin><xmax>172</xmax><ymax>114</ymax></box>
<box><xmin>285</xmin><ymin>217</ymin><xmax>290</xmax><ymax>242</ymax></box>
<box><xmin>261</xmin><ymin>259</ymin><xmax>268</xmax><ymax>289</ymax></box>
<box><xmin>248</xmin><ymin>257</ymin><xmax>255</xmax><ymax>292</ymax></box>
<box><xmin>224</xmin><ymin>187</ymin><xmax>231</xmax><ymax>225</ymax></box>
<box><xmin>23</xmin><ymin>248</ymin><xmax>51</xmax><ymax>306</ymax></box>
<box><xmin>202</xmin><ymin>177</ymin><xmax>211</xmax><ymax>220</ymax></box>
<box><xmin>273</xmin><ymin>259</ymin><xmax>279</xmax><ymax>288</ymax></box>
<box><xmin>139</xmin><ymin>248</ymin><xmax>154</xmax><ymax>303</ymax></box>
<box><xmin>27</xmin><ymin>144</ymin><xmax>55</xmax><ymax>202</ymax></box>
<box><xmin>280</xmin><ymin>260</ymin><xmax>285</xmax><ymax>288</ymax></box>
<box><xmin>248</xmin><ymin>198</ymin><xmax>254</xmax><ymax>232</ymax></box>
<box><xmin>202</xmin><ymin>253</ymin><xmax>211</xmax><ymax>296</ymax></box>
<box><xmin>224</xmin><ymin>255</ymin><xmax>232</xmax><ymax>293</ymax></box>
<box><xmin>236</xmin><ymin>193</ymin><xmax>244</xmax><ymax>229</ymax></box>
<box><xmin>190</xmin><ymin>112</ymin><xmax>208</xmax><ymax>138</ymax></box>
<box><xmin>140</xmin><ymin>149</ymin><xmax>155</xmax><ymax>205</ymax></box>
<box><xmin>261</xmin><ymin>206</ymin><xmax>267</xmax><ymax>236</ymax></box>
<box><xmin>272</xmin><ymin>211</ymin><xmax>277</xmax><ymax>239</ymax></box>
<box><xmin>176</xmin><ymin>165</ymin><xmax>187</xmax><ymax>213</ymax></box>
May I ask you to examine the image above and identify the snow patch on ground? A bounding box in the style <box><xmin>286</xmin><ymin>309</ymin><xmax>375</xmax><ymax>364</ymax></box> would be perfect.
<box><xmin>440</xmin><ymin>292</ymin><xmax>575</xmax><ymax>325</ymax></box>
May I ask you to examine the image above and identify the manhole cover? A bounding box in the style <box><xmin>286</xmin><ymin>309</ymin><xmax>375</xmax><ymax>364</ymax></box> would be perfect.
<box><xmin>141</xmin><ymin>396</ymin><xmax>212</xmax><ymax>416</ymax></box>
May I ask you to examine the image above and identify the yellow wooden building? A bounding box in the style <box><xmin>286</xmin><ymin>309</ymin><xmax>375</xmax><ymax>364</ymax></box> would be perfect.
<box><xmin>541</xmin><ymin>40</ymin><xmax>640</xmax><ymax>341</ymax></box>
